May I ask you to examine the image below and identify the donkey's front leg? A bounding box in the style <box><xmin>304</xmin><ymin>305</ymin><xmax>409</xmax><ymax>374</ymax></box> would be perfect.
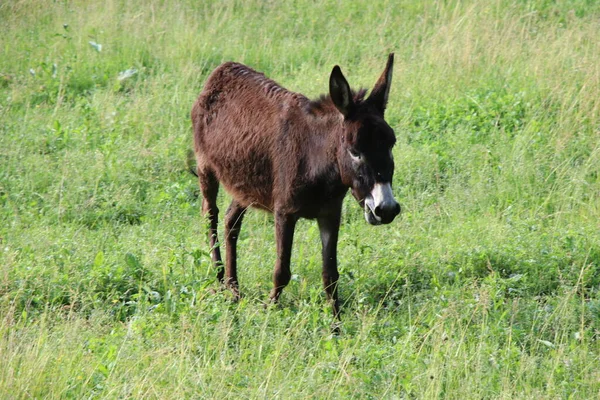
<box><xmin>317</xmin><ymin>210</ymin><xmax>342</xmax><ymax>319</ymax></box>
<box><xmin>269</xmin><ymin>212</ymin><xmax>298</xmax><ymax>303</ymax></box>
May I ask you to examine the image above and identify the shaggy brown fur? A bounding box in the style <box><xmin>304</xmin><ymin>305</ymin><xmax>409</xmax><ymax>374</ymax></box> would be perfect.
<box><xmin>192</xmin><ymin>54</ymin><xmax>399</xmax><ymax>318</ymax></box>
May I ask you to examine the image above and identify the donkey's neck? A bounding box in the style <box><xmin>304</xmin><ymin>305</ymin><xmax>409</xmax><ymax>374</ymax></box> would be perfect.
<box><xmin>301</xmin><ymin>111</ymin><xmax>346</xmax><ymax>188</ymax></box>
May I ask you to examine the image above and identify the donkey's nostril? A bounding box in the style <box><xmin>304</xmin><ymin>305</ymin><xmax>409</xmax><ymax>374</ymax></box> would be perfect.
<box><xmin>374</xmin><ymin>205</ymin><xmax>381</xmax><ymax>216</ymax></box>
<box><xmin>394</xmin><ymin>202</ymin><xmax>401</xmax><ymax>216</ymax></box>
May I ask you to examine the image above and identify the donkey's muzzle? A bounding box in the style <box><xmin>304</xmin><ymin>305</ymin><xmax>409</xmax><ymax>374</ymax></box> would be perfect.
<box><xmin>364</xmin><ymin>182</ymin><xmax>400</xmax><ymax>225</ymax></box>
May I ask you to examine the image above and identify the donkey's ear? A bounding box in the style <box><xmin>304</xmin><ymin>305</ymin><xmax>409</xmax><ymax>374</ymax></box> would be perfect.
<box><xmin>367</xmin><ymin>53</ymin><xmax>394</xmax><ymax>114</ymax></box>
<box><xmin>329</xmin><ymin>65</ymin><xmax>354</xmax><ymax>117</ymax></box>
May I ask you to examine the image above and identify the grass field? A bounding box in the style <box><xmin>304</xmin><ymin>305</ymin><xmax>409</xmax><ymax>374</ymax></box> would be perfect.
<box><xmin>1</xmin><ymin>0</ymin><xmax>600</xmax><ymax>398</ymax></box>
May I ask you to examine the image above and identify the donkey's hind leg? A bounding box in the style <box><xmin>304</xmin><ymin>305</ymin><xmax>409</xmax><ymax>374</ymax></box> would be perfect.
<box><xmin>224</xmin><ymin>200</ymin><xmax>247</xmax><ymax>300</ymax></box>
<box><xmin>198</xmin><ymin>167</ymin><xmax>223</xmax><ymax>282</ymax></box>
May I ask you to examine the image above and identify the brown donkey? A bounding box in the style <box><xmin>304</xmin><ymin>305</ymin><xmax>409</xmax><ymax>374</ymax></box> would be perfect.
<box><xmin>192</xmin><ymin>54</ymin><xmax>400</xmax><ymax>317</ymax></box>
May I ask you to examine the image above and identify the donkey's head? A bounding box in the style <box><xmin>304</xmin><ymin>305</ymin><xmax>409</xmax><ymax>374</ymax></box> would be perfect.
<box><xmin>331</xmin><ymin>54</ymin><xmax>400</xmax><ymax>225</ymax></box>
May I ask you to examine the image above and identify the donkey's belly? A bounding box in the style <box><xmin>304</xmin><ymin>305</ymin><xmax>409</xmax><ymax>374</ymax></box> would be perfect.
<box><xmin>209</xmin><ymin>148</ymin><xmax>274</xmax><ymax>210</ymax></box>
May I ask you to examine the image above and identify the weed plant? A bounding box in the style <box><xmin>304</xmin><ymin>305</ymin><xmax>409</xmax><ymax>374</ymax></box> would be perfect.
<box><xmin>1</xmin><ymin>0</ymin><xmax>599</xmax><ymax>398</ymax></box>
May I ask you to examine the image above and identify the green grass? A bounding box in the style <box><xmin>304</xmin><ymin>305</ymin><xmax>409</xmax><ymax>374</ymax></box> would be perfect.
<box><xmin>1</xmin><ymin>0</ymin><xmax>600</xmax><ymax>398</ymax></box>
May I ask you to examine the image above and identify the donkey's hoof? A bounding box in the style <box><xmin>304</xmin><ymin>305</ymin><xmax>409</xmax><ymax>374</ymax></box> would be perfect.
<box><xmin>229</xmin><ymin>289</ymin><xmax>241</xmax><ymax>302</ymax></box>
<box><xmin>331</xmin><ymin>320</ymin><xmax>342</xmax><ymax>336</ymax></box>
<box><xmin>263</xmin><ymin>296</ymin><xmax>279</xmax><ymax>310</ymax></box>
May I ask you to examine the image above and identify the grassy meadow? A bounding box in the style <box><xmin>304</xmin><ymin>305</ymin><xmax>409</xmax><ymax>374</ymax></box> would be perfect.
<box><xmin>1</xmin><ymin>0</ymin><xmax>600</xmax><ymax>397</ymax></box>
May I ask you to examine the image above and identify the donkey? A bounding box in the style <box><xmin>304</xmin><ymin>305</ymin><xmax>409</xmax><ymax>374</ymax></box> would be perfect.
<box><xmin>191</xmin><ymin>54</ymin><xmax>400</xmax><ymax>317</ymax></box>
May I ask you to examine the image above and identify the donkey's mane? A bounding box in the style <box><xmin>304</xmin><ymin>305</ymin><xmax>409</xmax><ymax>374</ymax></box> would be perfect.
<box><xmin>307</xmin><ymin>89</ymin><xmax>368</xmax><ymax>116</ymax></box>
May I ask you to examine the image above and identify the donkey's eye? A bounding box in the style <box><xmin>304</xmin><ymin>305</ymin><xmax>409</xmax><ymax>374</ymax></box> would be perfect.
<box><xmin>348</xmin><ymin>148</ymin><xmax>362</xmax><ymax>162</ymax></box>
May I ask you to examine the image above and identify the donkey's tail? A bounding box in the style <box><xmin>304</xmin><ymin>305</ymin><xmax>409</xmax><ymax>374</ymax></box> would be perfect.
<box><xmin>186</xmin><ymin>149</ymin><xmax>198</xmax><ymax>177</ymax></box>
